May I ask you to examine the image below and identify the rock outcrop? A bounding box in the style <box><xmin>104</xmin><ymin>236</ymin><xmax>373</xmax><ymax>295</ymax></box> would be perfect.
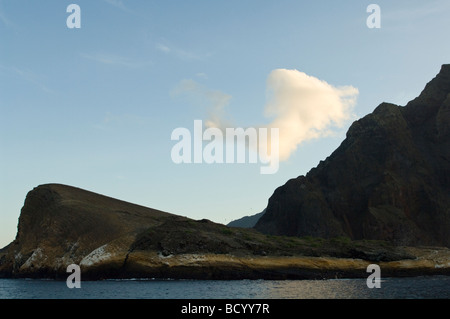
<box><xmin>0</xmin><ymin>184</ymin><xmax>173</xmax><ymax>277</ymax></box>
<box><xmin>227</xmin><ymin>210</ymin><xmax>265</xmax><ymax>228</ymax></box>
<box><xmin>2</xmin><ymin>184</ymin><xmax>449</xmax><ymax>279</ymax></box>
<box><xmin>255</xmin><ymin>64</ymin><xmax>450</xmax><ymax>247</ymax></box>
<box><xmin>1</xmin><ymin>65</ymin><xmax>449</xmax><ymax>280</ymax></box>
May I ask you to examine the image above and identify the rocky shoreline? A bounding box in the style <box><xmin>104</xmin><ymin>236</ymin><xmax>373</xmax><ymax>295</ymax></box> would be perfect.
<box><xmin>1</xmin><ymin>184</ymin><xmax>449</xmax><ymax>281</ymax></box>
<box><xmin>2</xmin><ymin>244</ymin><xmax>449</xmax><ymax>280</ymax></box>
<box><xmin>80</xmin><ymin>248</ymin><xmax>450</xmax><ymax>280</ymax></box>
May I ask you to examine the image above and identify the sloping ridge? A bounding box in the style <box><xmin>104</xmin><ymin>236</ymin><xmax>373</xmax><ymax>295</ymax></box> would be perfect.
<box><xmin>3</xmin><ymin>183</ymin><xmax>449</xmax><ymax>279</ymax></box>
<box><xmin>227</xmin><ymin>210</ymin><xmax>265</xmax><ymax>228</ymax></box>
<box><xmin>255</xmin><ymin>64</ymin><xmax>450</xmax><ymax>247</ymax></box>
<box><xmin>0</xmin><ymin>184</ymin><xmax>176</xmax><ymax>277</ymax></box>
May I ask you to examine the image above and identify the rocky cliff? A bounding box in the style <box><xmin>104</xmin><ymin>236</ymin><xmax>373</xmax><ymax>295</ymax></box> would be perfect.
<box><xmin>255</xmin><ymin>64</ymin><xmax>450</xmax><ymax>247</ymax></box>
<box><xmin>2</xmin><ymin>184</ymin><xmax>449</xmax><ymax>279</ymax></box>
<box><xmin>1</xmin><ymin>65</ymin><xmax>449</xmax><ymax>280</ymax></box>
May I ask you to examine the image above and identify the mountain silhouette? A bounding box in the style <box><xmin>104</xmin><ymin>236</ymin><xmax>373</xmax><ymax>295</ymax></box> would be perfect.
<box><xmin>255</xmin><ymin>64</ymin><xmax>450</xmax><ymax>247</ymax></box>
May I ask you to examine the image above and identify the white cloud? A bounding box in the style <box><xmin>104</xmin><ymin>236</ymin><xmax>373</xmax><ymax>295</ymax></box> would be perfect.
<box><xmin>156</xmin><ymin>42</ymin><xmax>211</xmax><ymax>61</ymax></box>
<box><xmin>196</xmin><ymin>73</ymin><xmax>208</xmax><ymax>80</ymax></box>
<box><xmin>80</xmin><ymin>52</ymin><xmax>151</xmax><ymax>68</ymax></box>
<box><xmin>203</xmin><ymin>69</ymin><xmax>358</xmax><ymax>162</ymax></box>
<box><xmin>382</xmin><ymin>0</ymin><xmax>450</xmax><ymax>22</ymax></box>
<box><xmin>103</xmin><ymin>0</ymin><xmax>132</xmax><ymax>13</ymax></box>
<box><xmin>93</xmin><ymin>112</ymin><xmax>146</xmax><ymax>131</ymax></box>
<box><xmin>263</xmin><ymin>69</ymin><xmax>358</xmax><ymax>161</ymax></box>
<box><xmin>173</xmin><ymin>70</ymin><xmax>358</xmax><ymax>163</ymax></box>
<box><xmin>156</xmin><ymin>43</ymin><xmax>171</xmax><ymax>53</ymax></box>
<box><xmin>0</xmin><ymin>4</ymin><xmax>12</xmax><ymax>28</ymax></box>
<box><xmin>172</xmin><ymin>79</ymin><xmax>232</xmax><ymax>128</ymax></box>
<box><xmin>0</xmin><ymin>65</ymin><xmax>54</xmax><ymax>94</ymax></box>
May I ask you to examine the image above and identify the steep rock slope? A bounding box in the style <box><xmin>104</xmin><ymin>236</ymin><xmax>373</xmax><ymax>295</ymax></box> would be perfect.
<box><xmin>3</xmin><ymin>184</ymin><xmax>444</xmax><ymax>279</ymax></box>
<box><xmin>0</xmin><ymin>184</ymin><xmax>173</xmax><ymax>276</ymax></box>
<box><xmin>255</xmin><ymin>65</ymin><xmax>450</xmax><ymax>247</ymax></box>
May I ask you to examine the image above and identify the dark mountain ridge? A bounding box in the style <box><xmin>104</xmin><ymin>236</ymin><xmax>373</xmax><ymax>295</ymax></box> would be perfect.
<box><xmin>227</xmin><ymin>210</ymin><xmax>265</xmax><ymax>228</ymax></box>
<box><xmin>255</xmin><ymin>64</ymin><xmax>450</xmax><ymax>247</ymax></box>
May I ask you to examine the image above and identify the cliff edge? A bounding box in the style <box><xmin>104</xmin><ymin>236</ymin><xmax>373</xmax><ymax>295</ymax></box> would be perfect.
<box><xmin>255</xmin><ymin>65</ymin><xmax>450</xmax><ymax>247</ymax></box>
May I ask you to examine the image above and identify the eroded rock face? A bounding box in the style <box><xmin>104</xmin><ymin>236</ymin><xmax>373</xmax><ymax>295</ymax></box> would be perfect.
<box><xmin>0</xmin><ymin>184</ymin><xmax>173</xmax><ymax>277</ymax></box>
<box><xmin>0</xmin><ymin>183</ymin><xmax>448</xmax><ymax>279</ymax></box>
<box><xmin>255</xmin><ymin>65</ymin><xmax>450</xmax><ymax>247</ymax></box>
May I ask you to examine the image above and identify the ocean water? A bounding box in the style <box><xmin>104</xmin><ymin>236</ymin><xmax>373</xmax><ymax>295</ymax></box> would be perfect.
<box><xmin>0</xmin><ymin>276</ymin><xmax>449</xmax><ymax>299</ymax></box>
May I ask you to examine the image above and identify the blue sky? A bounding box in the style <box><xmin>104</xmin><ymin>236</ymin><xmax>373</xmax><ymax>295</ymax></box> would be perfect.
<box><xmin>1</xmin><ymin>0</ymin><xmax>449</xmax><ymax>248</ymax></box>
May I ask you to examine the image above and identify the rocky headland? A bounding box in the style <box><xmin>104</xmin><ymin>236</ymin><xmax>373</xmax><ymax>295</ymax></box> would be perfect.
<box><xmin>1</xmin><ymin>65</ymin><xmax>449</xmax><ymax>280</ymax></box>
<box><xmin>256</xmin><ymin>65</ymin><xmax>450</xmax><ymax>247</ymax></box>
<box><xmin>0</xmin><ymin>183</ymin><xmax>448</xmax><ymax>280</ymax></box>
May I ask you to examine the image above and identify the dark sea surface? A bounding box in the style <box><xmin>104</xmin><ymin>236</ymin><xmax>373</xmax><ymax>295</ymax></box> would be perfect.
<box><xmin>1</xmin><ymin>276</ymin><xmax>449</xmax><ymax>299</ymax></box>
